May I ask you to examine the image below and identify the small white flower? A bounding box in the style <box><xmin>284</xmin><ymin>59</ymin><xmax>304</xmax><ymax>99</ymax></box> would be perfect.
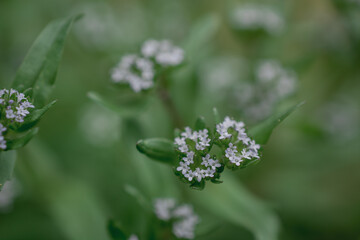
<box><xmin>177</xmin><ymin>161</ymin><xmax>190</xmax><ymax>174</ymax></box>
<box><xmin>173</xmin><ymin>215</ymin><xmax>200</xmax><ymax>239</ymax></box>
<box><xmin>154</xmin><ymin>198</ymin><xmax>176</xmax><ymax>221</ymax></box>
<box><xmin>111</xmin><ymin>54</ymin><xmax>154</xmax><ymax>93</ymax></box>
<box><xmin>153</xmin><ymin>198</ymin><xmax>200</xmax><ymax>240</ymax></box>
<box><xmin>182</xmin><ymin>151</ymin><xmax>195</xmax><ymax>165</ymax></box>
<box><xmin>230</xmin><ymin>5</ymin><xmax>284</xmax><ymax>35</ymax></box>
<box><xmin>141</xmin><ymin>39</ymin><xmax>184</xmax><ymax>66</ymax></box>
<box><xmin>5</xmin><ymin>109</ymin><xmax>15</xmax><ymax>119</ymax></box>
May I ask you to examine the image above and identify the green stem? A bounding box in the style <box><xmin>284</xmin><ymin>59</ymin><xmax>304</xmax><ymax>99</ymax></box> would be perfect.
<box><xmin>156</xmin><ymin>76</ymin><xmax>184</xmax><ymax>129</ymax></box>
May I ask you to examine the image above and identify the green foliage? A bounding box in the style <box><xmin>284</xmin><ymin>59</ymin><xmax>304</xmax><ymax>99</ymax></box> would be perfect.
<box><xmin>6</xmin><ymin>128</ymin><xmax>39</xmax><ymax>150</ymax></box>
<box><xmin>108</xmin><ymin>220</ymin><xmax>127</xmax><ymax>240</ymax></box>
<box><xmin>191</xmin><ymin>174</ymin><xmax>279</xmax><ymax>240</ymax></box>
<box><xmin>12</xmin><ymin>100</ymin><xmax>57</xmax><ymax>132</ymax></box>
<box><xmin>12</xmin><ymin>15</ymin><xmax>81</xmax><ymax>107</ymax></box>
<box><xmin>249</xmin><ymin>102</ymin><xmax>305</xmax><ymax>145</ymax></box>
<box><xmin>0</xmin><ymin>151</ymin><xmax>16</xmax><ymax>191</ymax></box>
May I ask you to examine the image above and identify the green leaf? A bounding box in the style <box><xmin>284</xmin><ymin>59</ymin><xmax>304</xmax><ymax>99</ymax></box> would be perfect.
<box><xmin>213</xmin><ymin>107</ymin><xmax>220</xmax><ymax>124</ymax></box>
<box><xmin>12</xmin><ymin>15</ymin><xmax>80</xmax><ymax>107</ymax></box>
<box><xmin>12</xmin><ymin>100</ymin><xmax>57</xmax><ymax>132</ymax></box>
<box><xmin>183</xmin><ymin>14</ymin><xmax>220</xmax><ymax>59</ymax></box>
<box><xmin>6</xmin><ymin>128</ymin><xmax>39</xmax><ymax>150</ymax></box>
<box><xmin>191</xmin><ymin>173</ymin><xmax>279</xmax><ymax>240</ymax></box>
<box><xmin>107</xmin><ymin>220</ymin><xmax>127</xmax><ymax>240</ymax></box>
<box><xmin>194</xmin><ymin>116</ymin><xmax>206</xmax><ymax>130</ymax></box>
<box><xmin>0</xmin><ymin>151</ymin><xmax>16</xmax><ymax>191</ymax></box>
<box><xmin>136</xmin><ymin>138</ymin><xmax>176</xmax><ymax>165</ymax></box>
<box><xmin>87</xmin><ymin>91</ymin><xmax>143</xmax><ymax>118</ymax></box>
<box><xmin>124</xmin><ymin>184</ymin><xmax>152</xmax><ymax>212</ymax></box>
<box><xmin>249</xmin><ymin>102</ymin><xmax>305</xmax><ymax>145</ymax></box>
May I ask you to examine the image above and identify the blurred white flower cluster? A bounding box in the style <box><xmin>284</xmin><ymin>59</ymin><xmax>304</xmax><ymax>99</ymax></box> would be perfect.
<box><xmin>217</xmin><ymin>117</ymin><xmax>260</xmax><ymax>167</ymax></box>
<box><xmin>142</xmin><ymin>39</ymin><xmax>184</xmax><ymax>66</ymax></box>
<box><xmin>111</xmin><ymin>55</ymin><xmax>154</xmax><ymax>93</ymax></box>
<box><xmin>0</xmin><ymin>89</ymin><xmax>35</xmax><ymax>150</ymax></box>
<box><xmin>236</xmin><ymin>60</ymin><xmax>297</xmax><ymax>122</ymax></box>
<box><xmin>230</xmin><ymin>4</ymin><xmax>284</xmax><ymax>35</ymax></box>
<box><xmin>154</xmin><ymin>198</ymin><xmax>200</xmax><ymax>239</ymax></box>
<box><xmin>111</xmin><ymin>39</ymin><xmax>184</xmax><ymax>92</ymax></box>
<box><xmin>175</xmin><ymin>127</ymin><xmax>222</xmax><ymax>183</ymax></box>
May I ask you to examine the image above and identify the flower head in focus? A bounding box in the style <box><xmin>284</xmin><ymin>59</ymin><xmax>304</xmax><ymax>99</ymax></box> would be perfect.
<box><xmin>0</xmin><ymin>89</ymin><xmax>35</xmax><ymax>150</ymax></box>
<box><xmin>174</xmin><ymin>116</ymin><xmax>260</xmax><ymax>186</ymax></box>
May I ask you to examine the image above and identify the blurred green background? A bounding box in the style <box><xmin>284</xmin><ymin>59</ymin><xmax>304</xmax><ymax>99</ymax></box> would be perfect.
<box><xmin>1</xmin><ymin>0</ymin><xmax>360</xmax><ymax>239</ymax></box>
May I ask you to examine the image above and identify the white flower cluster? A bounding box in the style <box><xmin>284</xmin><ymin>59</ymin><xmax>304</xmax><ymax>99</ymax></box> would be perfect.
<box><xmin>111</xmin><ymin>55</ymin><xmax>154</xmax><ymax>93</ymax></box>
<box><xmin>216</xmin><ymin>117</ymin><xmax>260</xmax><ymax>166</ymax></box>
<box><xmin>230</xmin><ymin>4</ymin><xmax>284</xmax><ymax>35</ymax></box>
<box><xmin>175</xmin><ymin>127</ymin><xmax>222</xmax><ymax>182</ymax></box>
<box><xmin>0</xmin><ymin>89</ymin><xmax>35</xmax><ymax>150</ymax></box>
<box><xmin>111</xmin><ymin>39</ymin><xmax>184</xmax><ymax>92</ymax></box>
<box><xmin>154</xmin><ymin>198</ymin><xmax>199</xmax><ymax>240</ymax></box>
<box><xmin>141</xmin><ymin>39</ymin><xmax>184</xmax><ymax>66</ymax></box>
<box><xmin>235</xmin><ymin>60</ymin><xmax>297</xmax><ymax>122</ymax></box>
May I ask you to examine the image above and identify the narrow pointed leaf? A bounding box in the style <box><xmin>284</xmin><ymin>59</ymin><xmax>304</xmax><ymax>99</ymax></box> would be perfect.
<box><xmin>6</xmin><ymin>128</ymin><xmax>39</xmax><ymax>150</ymax></box>
<box><xmin>136</xmin><ymin>138</ymin><xmax>176</xmax><ymax>165</ymax></box>
<box><xmin>0</xmin><ymin>151</ymin><xmax>16</xmax><ymax>191</ymax></box>
<box><xmin>12</xmin><ymin>15</ymin><xmax>80</xmax><ymax>107</ymax></box>
<box><xmin>183</xmin><ymin>14</ymin><xmax>220</xmax><ymax>58</ymax></box>
<box><xmin>249</xmin><ymin>102</ymin><xmax>305</xmax><ymax>145</ymax></box>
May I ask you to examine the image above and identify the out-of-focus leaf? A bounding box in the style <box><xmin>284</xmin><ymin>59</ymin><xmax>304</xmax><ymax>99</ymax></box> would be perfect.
<box><xmin>6</xmin><ymin>128</ymin><xmax>39</xmax><ymax>150</ymax></box>
<box><xmin>191</xmin><ymin>173</ymin><xmax>279</xmax><ymax>240</ymax></box>
<box><xmin>18</xmin><ymin>140</ymin><xmax>110</xmax><ymax>240</ymax></box>
<box><xmin>88</xmin><ymin>91</ymin><xmax>144</xmax><ymax>118</ymax></box>
<box><xmin>124</xmin><ymin>184</ymin><xmax>152</xmax><ymax>211</ymax></box>
<box><xmin>183</xmin><ymin>14</ymin><xmax>220</xmax><ymax>59</ymax></box>
<box><xmin>12</xmin><ymin>15</ymin><xmax>80</xmax><ymax>107</ymax></box>
<box><xmin>0</xmin><ymin>151</ymin><xmax>16</xmax><ymax>191</ymax></box>
<box><xmin>213</xmin><ymin>107</ymin><xmax>220</xmax><ymax>124</ymax></box>
<box><xmin>107</xmin><ymin>220</ymin><xmax>127</xmax><ymax>240</ymax></box>
<box><xmin>194</xmin><ymin>116</ymin><xmax>206</xmax><ymax>130</ymax></box>
<box><xmin>12</xmin><ymin>100</ymin><xmax>57</xmax><ymax>132</ymax></box>
<box><xmin>136</xmin><ymin>138</ymin><xmax>176</xmax><ymax>165</ymax></box>
<box><xmin>249</xmin><ymin>102</ymin><xmax>305</xmax><ymax>145</ymax></box>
